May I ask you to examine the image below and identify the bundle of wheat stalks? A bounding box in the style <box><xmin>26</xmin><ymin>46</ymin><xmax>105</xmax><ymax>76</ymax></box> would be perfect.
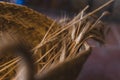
<box><xmin>0</xmin><ymin>0</ymin><xmax>113</xmax><ymax>80</ymax></box>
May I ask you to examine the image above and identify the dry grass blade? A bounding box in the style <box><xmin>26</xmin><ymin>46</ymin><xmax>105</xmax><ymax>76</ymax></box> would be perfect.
<box><xmin>0</xmin><ymin>66</ymin><xmax>16</xmax><ymax>80</ymax></box>
<box><xmin>83</xmin><ymin>0</ymin><xmax>114</xmax><ymax>19</ymax></box>
<box><xmin>0</xmin><ymin>57</ymin><xmax>18</xmax><ymax>68</ymax></box>
<box><xmin>0</xmin><ymin>0</ymin><xmax>113</xmax><ymax>79</ymax></box>
<box><xmin>38</xmin><ymin>50</ymin><xmax>61</xmax><ymax>73</ymax></box>
<box><xmin>33</xmin><ymin>20</ymin><xmax>56</xmax><ymax>53</ymax></box>
<box><xmin>35</xmin><ymin>43</ymin><xmax>58</xmax><ymax>63</ymax></box>
<box><xmin>59</xmin><ymin>41</ymin><xmax>66</xmax><ymax>62</ymax></box>
<box><xmin>0</xmin><ymin>59</ymin><xmax>20</xmax><ymax>73</ymax></box>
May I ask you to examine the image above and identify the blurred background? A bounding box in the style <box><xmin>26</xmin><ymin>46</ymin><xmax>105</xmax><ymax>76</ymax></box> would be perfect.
<box><xmin>0</xmin><ymin>0</ymin><xmax>119</xmax><ymax>21</ymax></box>
<box><xmin>1</xmin><ymin>0</ymin><xmax>120</xmax><ymax>80</ymax></box>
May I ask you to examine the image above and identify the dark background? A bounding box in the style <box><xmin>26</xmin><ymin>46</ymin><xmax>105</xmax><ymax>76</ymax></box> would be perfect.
<box><xmin>1</xmin><ymin>0</ymin><xmax>120</xmax><ymax>21</ymax></box>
